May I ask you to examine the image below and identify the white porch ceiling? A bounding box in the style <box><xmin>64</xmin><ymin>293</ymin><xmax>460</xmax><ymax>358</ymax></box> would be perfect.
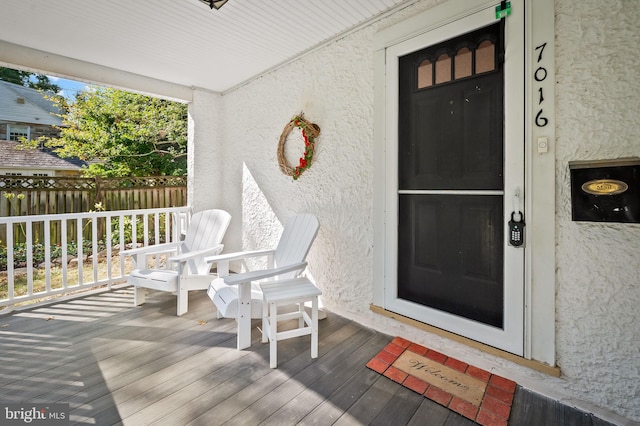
<box><xmin>0</xmin><ymin>0</ymin><xmax>410</xmax><ymax>94</ymax></box>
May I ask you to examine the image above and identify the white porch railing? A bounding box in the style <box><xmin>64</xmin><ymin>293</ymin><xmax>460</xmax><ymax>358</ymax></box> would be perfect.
<box><xmin>0</xmin><ymin>206</ymin><xmax>191</xmax><ymax>312</ymax></box>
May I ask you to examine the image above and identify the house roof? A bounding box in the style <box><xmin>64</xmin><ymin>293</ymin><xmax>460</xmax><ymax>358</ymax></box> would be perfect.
<box><xmin>0</xmin><ymin>140</ymin><xmax>86</xmax><ymax>172</ymax></box>
<box><xmin>0</xmin><ymin>0</ymin><xmax>411</xmax><ymax>95</ymax></box>
<box><xmin>0</xmin><ymin>81</ymin><xmax>64</xmax><ymax>126</ymax></box>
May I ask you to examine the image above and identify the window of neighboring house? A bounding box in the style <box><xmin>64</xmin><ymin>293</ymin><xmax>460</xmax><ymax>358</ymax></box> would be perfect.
<box><xmin>6</xmin><ymin>172</ymin><xmax>23</xmax><ymax>176</ymax></box>
<box><xmin>7</xmin><ymin>124</ymin><xmax>30</xmax><ymax>141</ymax></box>
<box><xmin>32</xmin><ymin>173</ymin><xmax>50</xmax><ymax>177</ymax></box>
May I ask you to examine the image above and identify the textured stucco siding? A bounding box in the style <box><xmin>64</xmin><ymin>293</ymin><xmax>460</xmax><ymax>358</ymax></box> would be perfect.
<box><xmin>222</xmin><ymin>25</ymin><xmax>378</xmax><ymax>303</ymax></box>
<box><xmin>200</xmin><ymin>0</ymin><xmax>639</xmax><ymax>422</ymax></box>
<box><xmin>554</xmin><ymin>0</ymin><xmax>640</xmax><ymax>421</ymax></box>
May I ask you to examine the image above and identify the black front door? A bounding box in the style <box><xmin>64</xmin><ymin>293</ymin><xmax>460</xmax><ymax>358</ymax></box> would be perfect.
<box><xmin>397</xmin><ymin>23</ymin><xmax>505</xmax><ymax>328</ymax></box>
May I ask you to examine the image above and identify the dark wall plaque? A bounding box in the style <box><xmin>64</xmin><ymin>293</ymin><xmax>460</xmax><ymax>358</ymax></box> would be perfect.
<box><xmin>569</xmin><ymin>158</ymin><xmax>640</xmax><ymax>223</ymax></box>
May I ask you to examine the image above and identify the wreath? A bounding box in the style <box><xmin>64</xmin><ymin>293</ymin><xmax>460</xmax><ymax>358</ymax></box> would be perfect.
<box><xmin>277</xmin><ymin>114</ymin><xmax>321</xmax><ymax>180</ymax></box>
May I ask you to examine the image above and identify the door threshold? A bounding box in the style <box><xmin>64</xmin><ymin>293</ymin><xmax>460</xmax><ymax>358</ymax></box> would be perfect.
<box><xmin>370</xmin><ymin>304</ymin><xmax>560</xmax><ymax>377</ymax></box>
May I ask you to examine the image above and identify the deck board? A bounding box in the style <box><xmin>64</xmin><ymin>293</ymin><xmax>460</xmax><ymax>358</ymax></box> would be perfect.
<box><xmin>0</xmin><ymin>287</ymin><xmax>619</xmax><ymax>426</ymax></box>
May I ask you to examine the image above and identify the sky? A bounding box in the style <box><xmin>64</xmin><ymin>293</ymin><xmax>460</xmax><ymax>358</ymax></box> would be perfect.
<box><xmin>47</xmin><ymin>76</ymin><xmax>93</xmax><ymax>100</ymax></box>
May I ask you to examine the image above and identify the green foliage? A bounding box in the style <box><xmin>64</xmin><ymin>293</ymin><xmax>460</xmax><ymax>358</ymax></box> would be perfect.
<box><xmin>0</xmin><ymin>67</ymin><xmax>61</xmax><ymax>93</ymax></box>
<box><xmin>43</xmin><ymin>87</ymin><xmax>188</xmax><ymax>177</ymax></box>
<box><xmin>0</xmin><ymin>241</ymin><xmax>106</xmax><ymax>271</ymax></box>
<box><xmin>110</xmin><ymin>215</ymin><xmax>140</xmax><ymax>246</ymax></box>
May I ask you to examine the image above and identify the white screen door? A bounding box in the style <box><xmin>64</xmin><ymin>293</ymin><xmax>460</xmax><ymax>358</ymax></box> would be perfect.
<box><xmin>383</xmin><ymin>2</ymin><xmax>525</xmax><ymax>355</ymax></box>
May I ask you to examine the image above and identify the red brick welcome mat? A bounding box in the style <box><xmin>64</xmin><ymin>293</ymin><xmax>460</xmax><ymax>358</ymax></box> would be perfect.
<box><xmin>366</xmin><ymin>337</ymin><xmax>516</xmax><ymax>426</ymax></box>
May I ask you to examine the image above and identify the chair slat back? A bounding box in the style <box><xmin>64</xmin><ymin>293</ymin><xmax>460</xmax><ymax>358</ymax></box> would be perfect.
<box><xmin>182</xmin><ymin>209</ymin><xmax>231</xmax><ymax>274</ymax></box>
<box><xmin>273</xmin><ymin>214</ymin><xmax>320</xmax><ymax>280</ymax></box>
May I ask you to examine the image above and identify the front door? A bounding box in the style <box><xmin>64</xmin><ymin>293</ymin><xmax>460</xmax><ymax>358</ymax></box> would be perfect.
<box><xmin>398</xmin><ymin>22</ymin><xmax>505</xmax><ymax>328</ymax></box>
<box><xmin>384</xmin><ymin>5</ymin><xmax>525</xmax><ymax>355</ymax></box>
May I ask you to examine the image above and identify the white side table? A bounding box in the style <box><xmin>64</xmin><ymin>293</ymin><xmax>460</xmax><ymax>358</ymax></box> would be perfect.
<box><xmin>259</xmin><ymin>277</ymin><xmax>322</xmax><ymax>368</ymax></box>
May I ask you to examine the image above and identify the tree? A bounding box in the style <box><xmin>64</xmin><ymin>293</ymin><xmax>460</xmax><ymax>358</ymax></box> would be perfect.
<box><xmin>44</xmin><ymin>88</ymin><xmax>188</xmax><ymax>177</ymax></box>
<box><xmin>0</xmin><ymin>67</ymin><xmax>61</xmax><ymax>93</ymax></box>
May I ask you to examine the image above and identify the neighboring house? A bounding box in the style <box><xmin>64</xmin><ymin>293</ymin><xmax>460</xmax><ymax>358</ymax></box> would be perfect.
<box><xmin>0</xmin><ymin>140</ymin><xmax>85</xmax><ymax>177</ymax></box>
<box><xmin>0</xmin><ymin>80</ymin><xmax>83</xmax><ymax>177</ymax></box>
<box><xmin>0</xmin><ymin>79</ymin><xmax>63</xmax><ymax>142</ymax></box>
<box><xmin>1</xmin><ymin>1</ymin><xmax>639</xmax><ymax>424</ymax></box>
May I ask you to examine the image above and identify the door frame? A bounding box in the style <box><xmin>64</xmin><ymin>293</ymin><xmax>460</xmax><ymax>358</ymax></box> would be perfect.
<box><xmin>389</xmin><ymin>4</ymin><xmax>524</xmax><ymax>355</ymax></box>
<box><xmin>372</xmin><ymin>0</ymin><xmax>556</xmax><ymax>364</ymax></box>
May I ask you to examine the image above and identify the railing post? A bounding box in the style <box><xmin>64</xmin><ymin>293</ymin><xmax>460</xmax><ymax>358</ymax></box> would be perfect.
<box><xmin>154</xmin><ymin>212</ymin><xmax>160</xmax><ymax>245</ymax></box>
<box><xmin>131</xmin><ymin>213</ymin><xmax>137</xmax><ymax>249</ymax></box>
<box><xmin>44</xmin><ymin>220</ymin><xmax>52</xmax><ymax>293</ymax></box>
<box><xmin>26</xmin><ymin>219</ymin><xmax>33</xmax><ymax>297</ymax></box>
<box><xmin>76</xmin><ymin>216</ymin><xmax>83</xmax><ymax>286</ymax></box>
<box><xmin>92</xmin><ymin>213</ymin><xmax>99</xmax><ymax>284</ymax></box>
<box><xmin>61</xmin><ymin>219</ymin><xmax>68</xmax><ymax>289</ymax></box>
<box><xmin>119</xmin><ymin>213</ymin><xmax>125</xmax><ymax>277</ymax></box>
<box><xmin>106</xmin><ymin>213</ymin><xmax>113</xmax><ymax>288</ymax></box>
<box><xmin>6</xmin><ymin>224</ymin><xmax>15</xmax><ymax>305</ymax></box>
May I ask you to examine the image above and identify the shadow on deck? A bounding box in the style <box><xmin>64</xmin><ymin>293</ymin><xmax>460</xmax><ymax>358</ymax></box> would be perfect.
<box><xmin>0</xmin><ymin>287</ymin><xmax>618</xmax><ymax>425</ymax></box>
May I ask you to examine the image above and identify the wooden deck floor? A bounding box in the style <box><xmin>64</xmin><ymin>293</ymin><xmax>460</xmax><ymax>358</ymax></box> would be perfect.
<box><xmin>0</xmin><ymin>287</ymin><xmax>616</xmax><ymax>426</ymax></box>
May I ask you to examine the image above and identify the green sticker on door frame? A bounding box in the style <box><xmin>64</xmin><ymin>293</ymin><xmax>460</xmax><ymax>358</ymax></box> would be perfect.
<box><xmin>495</xmin><ymin>1</ymin><xmax>511</xmax><ymax>19</ymax></box>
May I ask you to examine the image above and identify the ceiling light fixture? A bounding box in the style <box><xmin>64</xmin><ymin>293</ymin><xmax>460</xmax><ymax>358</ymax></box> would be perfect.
<box><xmin>199</xmin><ymin>0</ymin><xmax>228</xmax><ymax>10</ymax></box>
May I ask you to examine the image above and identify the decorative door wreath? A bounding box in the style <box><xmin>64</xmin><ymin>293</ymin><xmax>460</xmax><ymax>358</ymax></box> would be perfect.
<box><xmin>277</xmin><ymin>114</ymin><xmax>321</xmax><ymax>180</ymax></box>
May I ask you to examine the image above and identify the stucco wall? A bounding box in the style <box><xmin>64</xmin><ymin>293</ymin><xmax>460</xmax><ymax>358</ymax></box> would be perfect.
<box><xmin>205</xmin><ymin>0</ymin><xmax>639</xmax><ymax>422</ymax></box>
<box><xmin>554</xmin><ymin>0</ymin><xmax>640</xmax><ymax>421</ymax></box>
<box><xmin>220</xmin><ymin>21</ymin><xmax>385</xmax><ymax>296</ymax></box>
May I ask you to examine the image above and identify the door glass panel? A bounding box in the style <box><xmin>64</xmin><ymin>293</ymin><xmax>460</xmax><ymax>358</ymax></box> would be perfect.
<box><xmin>435</xmin><ymin>53</ymin><xmax>451</xmax><ymax>84</ymax></box>
<box><xmin>455</xmin><ymin>47</ymin><xmax>472</xmax><ymax>79</ymax></box>
<box><xmin>476</xmin><ymin>40</ymin><xmax>495</xmax><ymax>73</ymax></box>
<box><xmin>418</xmin><ymin>60</ymin><xmax>433</xmax><ymax>88</ymax></box>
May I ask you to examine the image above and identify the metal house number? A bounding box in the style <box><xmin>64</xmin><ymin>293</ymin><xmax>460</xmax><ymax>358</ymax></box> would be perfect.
<box><xmin>534</xmin><ymin>42</ymin><xmax>549</xmax><ymax>127</ymax></box>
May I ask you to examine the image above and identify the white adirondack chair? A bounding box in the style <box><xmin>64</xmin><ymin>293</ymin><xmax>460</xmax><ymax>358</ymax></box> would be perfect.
<box><xmin>205</xmin><ymin>213</ymin><xmax>319</xmax><ymax>349</ymax></box>
<box><xmin>123</xmin><ymin>209</ymin><xmax>231</xmax><ymax>316</ymax></box>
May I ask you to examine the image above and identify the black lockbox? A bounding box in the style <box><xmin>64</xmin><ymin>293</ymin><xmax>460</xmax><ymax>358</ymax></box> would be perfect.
<box><xmin>569</xmin><ymin>157</ymin><xmax>640</xmax><ymax>223</ymax></box>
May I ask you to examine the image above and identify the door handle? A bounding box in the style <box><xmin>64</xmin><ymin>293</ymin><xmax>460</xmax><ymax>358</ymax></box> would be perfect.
<box><xmin>509</xmin><ymin>187</ymin><xmax>525</xmax><ymax>247</ymax></box>
<box><xmin>512</xmin><ymin>187</ymin><xmax>523</xmax><ymax>222</ymax></box>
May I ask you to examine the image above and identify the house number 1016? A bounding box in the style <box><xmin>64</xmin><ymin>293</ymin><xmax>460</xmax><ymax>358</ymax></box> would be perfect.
<box><xmin>534</xmin><ymin>42</ymin><xmax>549</xmax><ymax>127</ymax></box>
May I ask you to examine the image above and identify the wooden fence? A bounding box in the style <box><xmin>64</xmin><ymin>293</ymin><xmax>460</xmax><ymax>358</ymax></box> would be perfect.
<box><xmin>0</xmin><ymin>175</ymin><xmax>186</xmax><ymax>245</ymax></box>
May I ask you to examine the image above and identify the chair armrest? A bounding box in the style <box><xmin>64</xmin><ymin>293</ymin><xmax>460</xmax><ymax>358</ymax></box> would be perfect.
<box><xmin>121</xmin><ymin>241</ymin><xmax>183</xmax><ymax>269</ymax></box>
<box><xmin>120</xmin><ymin>242</ymin><xmax>182</xmax><ymax>257</ymax></box>
<box><xmin>168</xmin><ymin>244</ymin><xmax>224</xmax><ymax>263</ymax></box>
<box><xmin>204</xmin><ymin>249</ymin><xmax>275</xmax><ymax>265</ymax></box>
<box><xmin>222</xmin><ymin>261</ymin><xmax>308</xmax><ymax>285</ymax></box>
